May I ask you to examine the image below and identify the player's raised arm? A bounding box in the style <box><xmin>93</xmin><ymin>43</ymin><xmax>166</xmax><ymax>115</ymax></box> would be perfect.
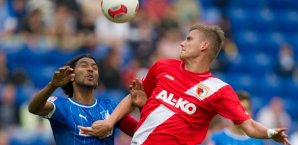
<box><xmin>28</xmin><ymin>66</ymin><xmax>74</xmax><ymax>116</ymax></box>
<box><xmin>239</xmin><ymin>119</ymin><xmax>291</xmax><ymax>145</ymax></box>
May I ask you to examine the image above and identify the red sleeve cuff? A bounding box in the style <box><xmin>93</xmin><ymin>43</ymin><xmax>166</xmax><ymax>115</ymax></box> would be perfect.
<box><xmin>119</xmin><ymin>115</ymin><xmax>138</xmax><ymax>136</ymax></box>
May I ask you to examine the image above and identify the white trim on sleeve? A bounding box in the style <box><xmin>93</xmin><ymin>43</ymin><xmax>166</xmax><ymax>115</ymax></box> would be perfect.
<box><xmin>42</xmin><ymin>101</ymin><xmax>56</xmax><ymax>119</ymax></box>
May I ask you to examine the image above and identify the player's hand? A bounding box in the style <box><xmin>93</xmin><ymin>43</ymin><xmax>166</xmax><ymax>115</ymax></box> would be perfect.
<box><xmin>272</xmin><ymin>128</ymin><xmax>291</xmax><ymax>145</ymax></box>
<box><xmin>91</xmin><ymin>120</ymin><xmax>114</xmax><ymax>139</ymax></box>
<box><xmin>130</xmin><ymin>79</ymin><xmax>147</xmax><ymax>108</ymax></box>
<box><xmin>79</xmin><ymin>120</ymin><xmax>114</xmax><ymax>139</ymax></box>
<box><xmin>49</xmin><ymin>66</ymin><xmax>75</xmax><ymax>88</ymax></box>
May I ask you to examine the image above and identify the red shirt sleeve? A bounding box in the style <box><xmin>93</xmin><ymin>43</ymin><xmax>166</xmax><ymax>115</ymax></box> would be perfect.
<box><xmin>142</xmin><ymin>61</ymin><xmax>159</xmax><ymax>98</ymax></box>
<box><xmin>118</xmin><ymin>115</ymin><xmax>138</xmax><ymax>136</ymax></box>
<box><xmin>207</xmin><ymin>85</ymin><xmax>250</xmax><ymax>124</ymax></box>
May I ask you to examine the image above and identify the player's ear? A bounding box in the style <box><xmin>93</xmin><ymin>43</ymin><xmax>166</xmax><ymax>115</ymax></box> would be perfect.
<box><xmin>200</xmin><ymin>41</ymin><xmax>209</xmax><ymax>51</ymax></box>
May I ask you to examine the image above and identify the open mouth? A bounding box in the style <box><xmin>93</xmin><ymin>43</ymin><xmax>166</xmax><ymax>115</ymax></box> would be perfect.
<box><xmin>86</xmin><ymin>74</ymin><xmax>94</xmax><ymax>80</ymax></box>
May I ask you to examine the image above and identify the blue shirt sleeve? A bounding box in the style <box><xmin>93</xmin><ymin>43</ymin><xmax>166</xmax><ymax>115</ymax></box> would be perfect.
<box><xmin>46</xmin><ymin>96</ymin><xmax>67</xmax><ymax>123</ymax></box>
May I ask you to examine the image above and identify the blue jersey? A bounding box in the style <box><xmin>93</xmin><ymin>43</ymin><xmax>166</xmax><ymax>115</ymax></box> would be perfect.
<box><xmin>45</xmin><ymin>96</ymin><xmax>118</xmax><ymax>145</ymax></box>
<box><xmin>210</xmin><ymin>128</ymin><xmax>264</xmax><ymax>145</ymax></box>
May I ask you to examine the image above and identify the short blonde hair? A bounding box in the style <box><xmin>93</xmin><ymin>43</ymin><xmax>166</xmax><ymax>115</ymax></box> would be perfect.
<box><xmin>190</xmin><ymin>24</ymin><xmax>225</xmax><ymax>61</ymax></box>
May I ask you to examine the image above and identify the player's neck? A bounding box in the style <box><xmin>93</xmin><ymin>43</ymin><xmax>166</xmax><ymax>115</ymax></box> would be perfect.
<box><xmin>72</xmin><ymin>86</ymin><xmax>95</xmax><ymax>104</ymax></box>
<box><xmin>228</xmin><ymin>125</ymin><xmax>246</xmax><ymax>135</ymax></box>
<box><xmin>183</xmin><ymin>57</ymin><xmax>210</xmax><ymax>73</ymax></box>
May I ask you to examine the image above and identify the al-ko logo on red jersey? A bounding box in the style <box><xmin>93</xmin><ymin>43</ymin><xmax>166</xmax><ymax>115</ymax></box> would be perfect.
<box><xmin>156</xmin><ymin>90</ymin><xmax>196</xmax><ymax>115</ymax></box>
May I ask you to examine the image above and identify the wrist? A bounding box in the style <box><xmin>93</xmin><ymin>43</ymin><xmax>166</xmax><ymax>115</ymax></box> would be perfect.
<box><xmin>106</xmin><ymin>117</ymin><xmax>117</xmax><ymax>127</ymax></box>
<box><xmin>267</xmin><ymin>128</ymin><xmax>277</xmax><ymax>138</ymax></box>
<box><xmin>47</xmin><ymin>82</ymin><xmax>58</xmax><ymax>89</ymax></box>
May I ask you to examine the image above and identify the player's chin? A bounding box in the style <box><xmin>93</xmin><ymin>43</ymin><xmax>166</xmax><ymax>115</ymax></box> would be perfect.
<box><xmin>179</xmin><ymin>54</ymin><xmax>186</xmax><ymax>61</ymax></box>
<box><xmin>82</xmin><ymin>81</ymin><xmax>98</xmax><ymax>88</ymax></box>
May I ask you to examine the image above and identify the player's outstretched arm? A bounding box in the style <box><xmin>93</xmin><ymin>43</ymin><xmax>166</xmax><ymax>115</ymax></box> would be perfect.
<box><xmin>239</xmin><ymin>119</ymin><xmax>291</xmax><ymax>145</ymax></box>
<box><xmin>79</xmin><ymin>79</ymin><xmax>148</xmax><ymax>138</ymax></box>
<box><xmin>79</xmin><ymin>94</ymin><xmax>137</xmax><ymax>138</ymax></box>
<box><xmin>28</xmin><ymin>66</ymin><xmax>74</xmax><ymax>116</ymax></box>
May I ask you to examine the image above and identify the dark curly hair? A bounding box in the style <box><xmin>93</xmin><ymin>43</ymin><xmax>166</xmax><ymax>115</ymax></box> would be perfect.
<box><xmin>61</xmin><ymin>54</ymin><xmax>98</xmax><ymax>98</ymax></box>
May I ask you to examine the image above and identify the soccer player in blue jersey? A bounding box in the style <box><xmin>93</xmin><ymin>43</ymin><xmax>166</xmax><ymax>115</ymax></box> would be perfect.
<box><xmin>208</xmin><ymin>90</ymin><xmax>264</xmax><ymax>145</ymax></box>
<box><xmin>28</xmin><ymin>54</ymin><xmax>138</xmax><ymax>145</ymax></box>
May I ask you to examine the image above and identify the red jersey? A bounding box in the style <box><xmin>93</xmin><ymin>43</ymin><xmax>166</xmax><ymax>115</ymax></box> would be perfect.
<box><xmin>131</xmin><ymin>59</ymin><xmax>250</xmax><ymax>145</ymax></box>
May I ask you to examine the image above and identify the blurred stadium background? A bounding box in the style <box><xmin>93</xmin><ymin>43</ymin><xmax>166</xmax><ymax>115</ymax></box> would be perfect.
<box><xmin>0</xmin><ymin>0</ymin><xmax>297</xmax><ymax>144</ymax></box>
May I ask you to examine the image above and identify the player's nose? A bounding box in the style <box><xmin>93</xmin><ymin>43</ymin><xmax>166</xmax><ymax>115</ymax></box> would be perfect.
<box><xmin>87</xmin><ymin>66</ymin><xmax>94</xmax><ymax>72</ymax></box>
<box><xmin>180</xmin><ymin>41</ymin><xmax>185</xmax><ymax>47</ymax></box>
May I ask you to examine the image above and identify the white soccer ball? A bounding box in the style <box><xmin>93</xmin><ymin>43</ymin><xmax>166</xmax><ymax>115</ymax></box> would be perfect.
<box><xmin>101</xmin><ymin>0</ymin><xmax>139</xmax><ymax>23</ymax></box>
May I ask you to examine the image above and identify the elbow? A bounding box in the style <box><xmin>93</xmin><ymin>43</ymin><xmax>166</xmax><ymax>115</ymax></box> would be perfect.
<box><xmin>239</xmin><ymin>119</ymin><xmax>266</xmax><ymax>139</ymax></box>
<box><xmin>28</xmin><ymin>106</ymin><xmax>35</xmax><ymax>114</ymax></box>
<box><xmin>239</xmin><ymin>119</ymin><xmax>254</xmax><ymax>137</ymax></box>
<box><xmin>28</xmin><ymin>103</ymin><xmax>38</xmax><ymax>115</ymax></box>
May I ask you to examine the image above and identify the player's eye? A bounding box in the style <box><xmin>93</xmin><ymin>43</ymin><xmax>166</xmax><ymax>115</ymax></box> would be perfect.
<box><xmin>92</xmin><ymin>66</ymin><xmax>98</xmax><ymax>70</ymax></box>
<box><xmin>80</xmin><ymin>64</ymin><xmax>88</xmax><ymax>68</ymax></box>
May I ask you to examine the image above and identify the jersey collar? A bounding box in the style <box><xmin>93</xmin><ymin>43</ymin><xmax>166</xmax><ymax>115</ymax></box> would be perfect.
<box><xmin>180</xmin><ymin>61</ymin><xmax>212</xmax><ymax>76</ymax></box>
<box><xmin>68</xmin><ymin>98</ymin><xmax>97</xmax><ymax>108</ymax></box>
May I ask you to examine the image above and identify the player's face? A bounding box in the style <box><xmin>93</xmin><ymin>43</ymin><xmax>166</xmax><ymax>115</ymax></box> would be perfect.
<box><xmin>74</xmin><ymin>57</ymin><xmax>99</xmax><ymax>88</ymax></box>
<box><xmin>179</xmin><ymin>30</ymin><xmax>206</xmax><ymax>60</ymax></box>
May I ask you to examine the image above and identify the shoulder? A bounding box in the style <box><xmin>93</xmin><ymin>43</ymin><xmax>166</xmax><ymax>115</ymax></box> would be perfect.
<box><xmin>97</xmin><ymin>97</ymin><xmax>118</xmax><ymax>108</ymax></box>
<box><xmin>201</xmin><ymin>77</ymin><xmax>238</xmax><ymax>101</ymax></box>
<box><xmin>47</xmin><ymin>96</ymin><xmax>67</xmax><ymax>103</ymax></box>
<box><xmin>205</xmin><ymin>77</ymin><xmax>228</xmax><ymax>88</ymax></box>
<box><xmin>211</xmin><ymin>77</ymin><xmax>239</xmax><ymax>95</ymax></box>
<box><xmin>154</xmin><ymin>58</ymin><xmax>181</xmax><ymax>66</ymax></box>
<box><xmin>97</xmin><ymin>97</ymin><xmax>116</xmax><ymax>103</ymax></box>
<box><xmin>202</xmin><ymin>77</ymin><xmax>230</xmax><ymax>93</ymax></box>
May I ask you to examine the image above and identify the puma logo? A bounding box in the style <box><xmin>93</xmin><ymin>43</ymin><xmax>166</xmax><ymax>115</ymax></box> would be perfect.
<box><xmin>79</xmin><ymin>114</ymin><xmax>88</xmax><ymax>121</ymax></box>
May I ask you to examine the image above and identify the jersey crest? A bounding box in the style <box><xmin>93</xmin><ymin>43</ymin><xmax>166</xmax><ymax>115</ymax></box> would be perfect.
<box><xmin>185</xmin><ymin>77</ymin><xmax>227</xmax><ymax>100</ymax></box>
<box><xmin>48</xmin><ymin>96</ymin><xmax>58</xmax><ymax>102</ymax></box>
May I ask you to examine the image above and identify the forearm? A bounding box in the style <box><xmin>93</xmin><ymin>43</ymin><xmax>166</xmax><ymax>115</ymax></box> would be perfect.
<box><xmin>28</xmin><ymin>83</ymin><xmax>57</xmax><ymax>115</ymax></box>
<box><xmin>107</xmin><ymin>95</ymin><xmax>136</xmax><ymax>126</ymax></box>
<box><xmin>240</xmin><ymin>119</ymin><xmax>270</xmax><ymax>139</ymax></box>
<box><xmin>239</xmin><ymin>119</ymin><xmax>290</xmax><ymax>144</ymax></box>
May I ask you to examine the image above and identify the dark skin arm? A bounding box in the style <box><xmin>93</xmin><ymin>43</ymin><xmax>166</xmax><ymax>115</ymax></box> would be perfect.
<box><xmin>28</xmin><ymin>66</ymin><xmax>74</xmax><ymax>116</ymax></box>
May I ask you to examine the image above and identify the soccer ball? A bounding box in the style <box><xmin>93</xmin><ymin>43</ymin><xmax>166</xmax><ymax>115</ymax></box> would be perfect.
<box><xmin>101</xmin><ymin>0</ymin><xmax>139</xmax><ymax>23</ymax></box>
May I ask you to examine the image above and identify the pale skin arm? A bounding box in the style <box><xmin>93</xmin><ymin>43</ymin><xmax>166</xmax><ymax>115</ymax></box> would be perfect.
<box><xmin>79</xmin><ymin>79</ymin><xmax>147</xmax><ymax>138</ymax></box>
<box><xmin>239</xmin><ymin>119</ymin><xmax>291</xmax><ymax>145</ymax></box>
<box><xmin>78</xmin><ymin>95</ymin><xmax>134</xmax><ymax>139</ymax></box>
<box><xmin>78</xmin><ymin>95</ymin><xmax>135</xmax><ymax>139</ymax></box>
<box><xmin>28</xmin><ymin>66</ymin><xmax>74</xmax><ymax>116</ymax></box>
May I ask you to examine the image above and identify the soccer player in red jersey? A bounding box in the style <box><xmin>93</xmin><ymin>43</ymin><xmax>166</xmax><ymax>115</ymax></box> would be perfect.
<box><xmin>80</xmin><ymin>24</ymin><xmax>291</xmax><ymax>145</ymax></box>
